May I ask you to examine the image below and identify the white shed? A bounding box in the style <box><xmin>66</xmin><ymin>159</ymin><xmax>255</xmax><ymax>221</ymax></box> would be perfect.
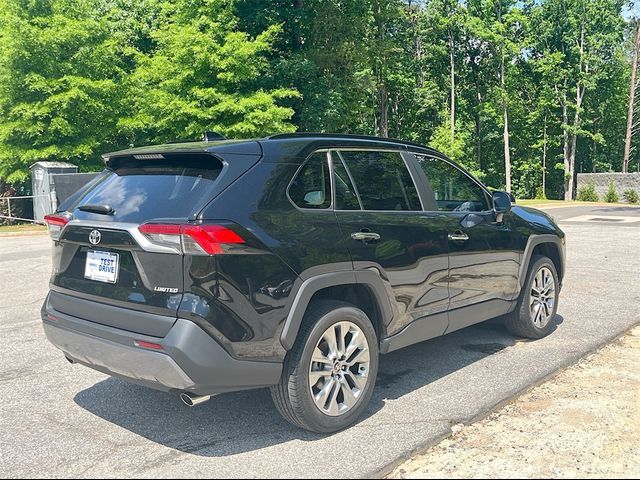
<box><xmin>29</xmin><ymin>161</ymin><xmax>78</xmax><ymax>222</ymax></box>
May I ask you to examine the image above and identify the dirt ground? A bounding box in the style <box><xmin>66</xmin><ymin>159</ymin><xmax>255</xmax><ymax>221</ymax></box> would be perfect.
<box><xmin>389</xmin><ymin>326</ymin><xmax>640</xmax><ymax>479</ymax></box>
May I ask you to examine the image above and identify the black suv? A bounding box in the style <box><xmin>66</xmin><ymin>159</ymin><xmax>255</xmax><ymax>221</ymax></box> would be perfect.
<box><xmin>42</xmin><ymin>133</ymin><xmax>565</xmax><ymax>433</ymax></box>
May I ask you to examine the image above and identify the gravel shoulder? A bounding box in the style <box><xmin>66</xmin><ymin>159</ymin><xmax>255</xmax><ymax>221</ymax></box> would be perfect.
<box><xmin>389</xmin><ymin>326</ymin><xmax>640</xmax><ymax>479</ymax></box>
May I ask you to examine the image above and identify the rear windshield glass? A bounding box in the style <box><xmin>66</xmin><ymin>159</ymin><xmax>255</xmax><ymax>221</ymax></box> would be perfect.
<box><xmin>71</xmin><ymin>156</ymin><xmax>223</xmax><ymax>223</ymax></box>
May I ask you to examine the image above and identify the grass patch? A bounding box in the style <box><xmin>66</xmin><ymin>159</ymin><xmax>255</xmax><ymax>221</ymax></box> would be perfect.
<box><xmin>0</xmin><ymin>223</ymin><xmax>47</xmax><ymax>233</ymax></box>
<box><xmin>516</xmin><ymin>199</ymin><xmax>638</xmax><ymax>207</ymax></box>
<box><xmin>516</xmin><ymin>199</ymin><xmax>573</xmax><ymax>206</ymax></box>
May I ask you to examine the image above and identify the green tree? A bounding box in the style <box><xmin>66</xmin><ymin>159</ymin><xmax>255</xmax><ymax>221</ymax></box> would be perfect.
<box><xmin>0</xmin><ymin>0</ymin><xmax>129</xmax><ymax>182</ymax></box>
<box><xmin>122</xmin><ymin>0</ymin><xmax>299</xmax><ymax>143</ymax></box>
<box><xmin>235</xmin><ymin>0</ymin><xmax>372</xmax><ymax>134</ymax></box>
<box><xmin>531</xmin><ymin>0</ymin><xmax>626</xmax><ymax>199</ymax></box>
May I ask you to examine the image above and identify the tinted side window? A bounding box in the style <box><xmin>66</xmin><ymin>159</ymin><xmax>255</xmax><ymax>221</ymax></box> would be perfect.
<box><xmin>417</xmin><ymin>155</ymin><xmax>490</xmax><ymax>212</ymax></box>
<box><xmin>288</xmin><ymin>152</ymin><xmax>331</xmax><ymax>209</ymax></box>
<box><xmin>331</xmin><ymin>152</ymin><xmax>361</xmax><ymax>210</ymax></box>
<box><xmin>340</xmin><ymin>151</ymin><xmax>421</xmax><ymax>211</ymax></box>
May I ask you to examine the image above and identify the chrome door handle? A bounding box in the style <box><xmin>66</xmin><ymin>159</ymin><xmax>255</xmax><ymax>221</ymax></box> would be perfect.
<box><xmin>351</xmin><ymin>232</ymin><xmax>381</xmax><ymax>242</ymax></box>
<box><xmin>448</xmin><ymin>231</ymin><xmax>469</xmax><ymax>242</ymax></box>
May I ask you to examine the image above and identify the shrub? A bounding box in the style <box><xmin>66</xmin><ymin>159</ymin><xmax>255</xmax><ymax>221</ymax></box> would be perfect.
<box><xmin>623</xmin><ymin>188</ymin><xmax>639</xmax><ymax>204</ymax></box>
<box><xmin>576</xmin><ymin>181</ymin><xmax>599</xmax><ymax>202</ymax></box>
<box><xmin>604</xmin><ymin>180</ymin><xmax>619</xmax><ymax>203</ymax></box>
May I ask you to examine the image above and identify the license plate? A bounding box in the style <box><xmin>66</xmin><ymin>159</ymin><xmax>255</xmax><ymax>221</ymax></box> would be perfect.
<box><xmin>84</xmin><ymin>250</ymin><xmax>119</xmax><ymax>284</ymax></box>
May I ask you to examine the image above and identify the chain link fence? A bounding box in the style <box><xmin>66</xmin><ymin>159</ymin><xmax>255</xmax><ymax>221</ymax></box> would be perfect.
<box><xmin>0</xmin><ymin>194</ymin><xmax>47</xmax><ymax>224</ymax></box>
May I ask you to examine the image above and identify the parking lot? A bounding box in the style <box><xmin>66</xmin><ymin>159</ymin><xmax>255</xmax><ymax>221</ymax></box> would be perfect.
<box><xmin>1</xmin><ymin>204</ymin><xmax>639</xmax><ymax>478</ymax></box>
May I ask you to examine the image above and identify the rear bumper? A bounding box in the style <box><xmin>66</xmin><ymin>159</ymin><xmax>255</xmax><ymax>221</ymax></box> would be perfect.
<box><xmin>42</xmin><ymin>293</ymin><xmax>282</xmax><ymax>396</ymax></box>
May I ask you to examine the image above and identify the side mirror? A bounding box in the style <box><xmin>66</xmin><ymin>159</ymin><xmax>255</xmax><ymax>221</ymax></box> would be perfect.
<box><xmin>492</xmin><ymin>191</ymin><xmax>512</xmax><ymax>214</ymax></box>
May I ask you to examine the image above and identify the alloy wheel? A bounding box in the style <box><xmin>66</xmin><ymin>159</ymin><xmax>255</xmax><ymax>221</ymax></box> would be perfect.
<box><xmin>308</xmin><ymin>321</ymin><xmax>371</xmax><ymax>417</ymax></box>
<box><xmin>530</xmin><ymin>266</ymin><xmax>556</xmax><ymax>328</ymax></box>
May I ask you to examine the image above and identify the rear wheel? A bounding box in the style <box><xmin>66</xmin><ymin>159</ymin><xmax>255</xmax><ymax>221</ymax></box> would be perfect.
<box><xmin>270</xmin><ymin>300</ymin><xmax>379</xmax><ymax>433</ymax></box>
<box><xmin>505</xmin><ymin>255</ymin><xmax>559</xmax><ymax>339</ymax></box>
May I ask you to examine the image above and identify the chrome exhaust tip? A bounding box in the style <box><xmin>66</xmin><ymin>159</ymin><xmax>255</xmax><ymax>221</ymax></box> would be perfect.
<box><xmin>180</xmin><ymin>392</ymin><xmax>211</xmax><ymax>407</ymax></box>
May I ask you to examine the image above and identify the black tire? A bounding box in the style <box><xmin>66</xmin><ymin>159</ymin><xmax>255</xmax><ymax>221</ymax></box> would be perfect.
<box><xmin>270</xmin><ymin>300</ymin><xmax>379</xmax><ymax>433</ymax></box>
<box><xmin>505</xmin><ymin>255</ymin><xmax>559</xmax><ymax>339</ymax></box>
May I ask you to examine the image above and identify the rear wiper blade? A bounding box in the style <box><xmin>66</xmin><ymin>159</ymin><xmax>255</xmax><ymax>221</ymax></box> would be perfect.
<box><xmin>78</xmin><ymin>204</ymin><xmax>115</xmax><ymax>215</ymax></box>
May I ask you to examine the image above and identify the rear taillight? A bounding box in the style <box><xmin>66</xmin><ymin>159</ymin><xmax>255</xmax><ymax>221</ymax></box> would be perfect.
<box><xmin>43</xmin><ymin>214</ymin><xmax>70</xmax><ymax>240</ymax></box>
<box><xmin>138</xmin><ymin>223</ymin><xmax>245</xmax><ymax>255</ymax></box>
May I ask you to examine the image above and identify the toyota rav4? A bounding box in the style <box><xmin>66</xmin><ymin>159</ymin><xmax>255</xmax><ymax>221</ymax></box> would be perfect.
<box><xmin>42</xmin><ymin>133</ymin><xmax>565</xmax><ymax>433</ymax></box>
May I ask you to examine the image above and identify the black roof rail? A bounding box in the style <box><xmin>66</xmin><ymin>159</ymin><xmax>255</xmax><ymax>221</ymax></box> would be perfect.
<box><xmin>265</xmin><ymin>132</ymin><xmax>432</xmax><ymax>151</ymax></box>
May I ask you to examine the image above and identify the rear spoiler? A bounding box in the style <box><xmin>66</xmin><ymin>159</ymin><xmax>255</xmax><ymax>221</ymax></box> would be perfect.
<box><xmin>102</xmin><ymin>140</ymin><xmax>262</xmax><ymax>166</ymax></box>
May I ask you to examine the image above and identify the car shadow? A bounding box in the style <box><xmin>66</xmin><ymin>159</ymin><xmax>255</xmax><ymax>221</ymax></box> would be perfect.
<box><xmin>73</xmin><ymin>314</ymin><xmax>564</xmax><ymax>457</ymax></box>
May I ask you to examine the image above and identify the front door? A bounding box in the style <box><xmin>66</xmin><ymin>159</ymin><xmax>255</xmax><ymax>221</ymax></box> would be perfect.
<box><xmin>331</xmin><ymin>149</ymin><xmax>451</xmax><ymax>338</ymax></box>
<box><xmin>413</xmin><ymin>154</ymin><xmax>520</xmax><ymax>333</ymax></box>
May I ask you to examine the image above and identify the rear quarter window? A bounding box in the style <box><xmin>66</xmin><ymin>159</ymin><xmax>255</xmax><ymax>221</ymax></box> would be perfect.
<box><xmin>288</xmin><ymin>152</ymin><xmax>331</xmax><ymax>210</ymax></box>
<box><xmin>71</xmin><ymin>155</ymin><xmax>224</xmax><ymax>223</ymax></box>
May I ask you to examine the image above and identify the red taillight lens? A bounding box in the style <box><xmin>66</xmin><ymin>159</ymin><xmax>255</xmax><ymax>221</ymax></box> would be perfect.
<box><xmin>44</xmin><ymin>214</ymin><xmax>70</xmax><ymax>227</ymax></box>
<box><xmin>182</xmin><ymin>225</ymin><xmax>245</xmax><ymax>255</ymax></box>
<box><xmin>138</xmin><ymin>223</ymin><xmax>245</xmax><ymax>255</ymax></box>
<box><xmin>134</xmin><ymin>340</ymin><xmax>164</xmax><ymax>351</ymax></box>
<box><xmin>44</xmin><ymin>214</ymin><xmax>70</xmax><ymax>240</ymax></box>
<box><xmin>138</xmin><ymin>224</ymin><xmax>181</xmax><ymax>235</ymax></box>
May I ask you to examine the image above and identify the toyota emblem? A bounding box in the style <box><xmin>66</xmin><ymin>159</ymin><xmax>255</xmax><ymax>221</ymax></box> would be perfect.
<box><xmin>89</xmin><ymin>230</ymin><xmax>102</xmax><ymax>245</ymax></box>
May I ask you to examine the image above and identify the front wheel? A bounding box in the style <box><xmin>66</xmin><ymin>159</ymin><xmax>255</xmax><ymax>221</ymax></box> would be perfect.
<box><xmin>270</xmin><ymin>301</ymin><xmax>379</xmax><ymax>433</ymax></box>
<box><xmin>505</xmin><ymin>255</ymin><xmax>559</xmax><ymax>339</ymax></box>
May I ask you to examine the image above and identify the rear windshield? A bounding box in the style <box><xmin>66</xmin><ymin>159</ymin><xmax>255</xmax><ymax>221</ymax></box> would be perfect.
<box><xmin>70</xmin><ymin>156</ymin><xmax>223</xmax><ymax>223</ymax></box>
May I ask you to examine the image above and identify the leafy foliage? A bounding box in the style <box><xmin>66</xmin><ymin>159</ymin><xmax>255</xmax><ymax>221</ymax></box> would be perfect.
<box><xmin>0</xmin><ymin>0</ymin><xmax>299</xmax><ymax>183</ymax></box>
<box><xmin>623</xmin><ymin>188</ymin><xmax>639</xmax><ymax>204</ymax></box>
<box><xmin>122</xmin><ymin>0</ymin><xmax>299</xmax><ymax>144</ymax></box>
<box><xmin>0</xmin><ymin>0</ymin><xmax>129</xmax><ymax>182</ymax></box>
<box><xmin>576</xmin><ymin>181</ymin><xmax>599</xmax><ymax>202</ymax></box>
<box><xmin>0</xmin><ymin>0</ymin><xmax>635</xmax><ymax>199</ymax></box>
<box><xmin>604</xmin><ymin>179</ymin><xmax>620</xmax><ymax>203</ymax></box>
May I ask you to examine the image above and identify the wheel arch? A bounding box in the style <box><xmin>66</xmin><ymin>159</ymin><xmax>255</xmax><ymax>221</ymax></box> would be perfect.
<box><xmin>519</xmin><ymin>234</ymin><xmax>565</xmax><ymax>289</ymax></box>
<box><xmin>280</xmin><ymin>271</ymin><xmax>393</xmax><ymax>351</ymax></box>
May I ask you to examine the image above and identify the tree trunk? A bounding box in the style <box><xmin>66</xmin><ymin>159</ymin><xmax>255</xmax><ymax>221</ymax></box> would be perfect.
<box><xmin>503</xmin><ymin>104</ymin><xmax>511</xmax><ymax>193</ymax></box>
<box><xmin>623</xmin><ymin>21</ymin><xmax>640</xmax><ymax>174</ymax></box>
<box><xmin>374</xmin><ymin>3</ymin><xmax>388</xmax><ymax>138</ymax></box>
<box><xmin>566</xmin><ymin>22</ymin><xmax>586</xmax><ymax>200</ymax></box>
<box><xmin>501</xmin><ymin>55</ymin><xmax>511</xmax><ymax>193</ymax></box>
<box><xmin>449</xmin><ymin>30</ymin><xmax>455</xmax><ymax>141</ymax></box>
<box><xmin>562</xmin><ymin>90</ymin><xmax>571</xmax><ymax>201</ymax></box>
<box><xmin>378</xmin><ymin>86</ymin><xmax>388</xmax><ymax>138</ymax></box>
<box><xmin>408</xmin><ymin>0</ymin><xmax>424</xmax><ymax>88</ymax></box>
<box><xmin>542</xmin><ymin>113</ymin><xmax>547</xmax><ymax>197</ymax></box>
<box><xmin>475</xmin><ymin>110</ymin><xmax>482</xmax><ymax>171</ymax></box>
<box><xmin>470</xmin><ymin>56</ymin><xmax>483</xmax><ymax>171</ymax></box>
<box><xmin>567</xmin><ymin>84</ymin><xmax>584</xmax><ymax>200</ymax></box>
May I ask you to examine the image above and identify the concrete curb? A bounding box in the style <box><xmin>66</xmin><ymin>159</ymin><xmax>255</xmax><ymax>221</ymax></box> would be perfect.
<box><xmin>369</xmin><ymin>320</ymin><xmax>640</xmax><ymax>479</ymax></box>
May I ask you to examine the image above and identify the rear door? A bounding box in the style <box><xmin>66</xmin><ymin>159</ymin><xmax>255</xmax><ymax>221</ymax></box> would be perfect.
<box><xmin>331</xmin><ymin>149</ymin><xmax>451</xmax><ymax>337</ymax></box>
<box><xmin>47</xmin><ymin>153</ymin><xmax>239</xmax><ymax>337</ymax></box>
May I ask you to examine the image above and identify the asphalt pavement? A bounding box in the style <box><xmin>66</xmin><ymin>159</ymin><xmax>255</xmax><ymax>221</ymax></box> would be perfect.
<box><xmin>0</xmin><ymin>204</ymin><xmax>639</xmax><ymax>478</ymax></box>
